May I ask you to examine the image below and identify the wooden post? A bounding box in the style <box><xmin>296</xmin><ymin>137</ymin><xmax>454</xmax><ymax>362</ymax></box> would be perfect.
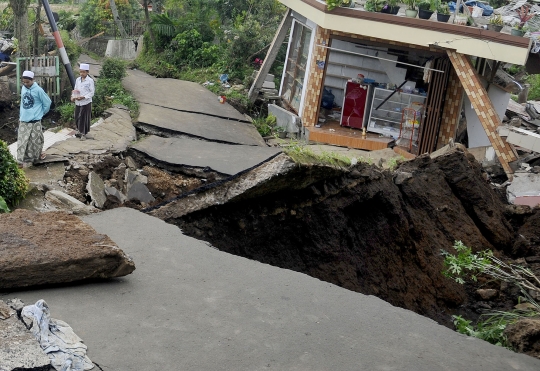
<box><xmin>247</xmin><ymin>9</ymin><xmax>292</xmax><ymax>103</ymax></box>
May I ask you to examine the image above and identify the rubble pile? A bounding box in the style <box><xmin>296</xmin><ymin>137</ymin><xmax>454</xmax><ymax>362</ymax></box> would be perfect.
<box><xmin>60</xmin><ymin>154</ymin><xmax>204</xmax><ymax>210</ymax></box>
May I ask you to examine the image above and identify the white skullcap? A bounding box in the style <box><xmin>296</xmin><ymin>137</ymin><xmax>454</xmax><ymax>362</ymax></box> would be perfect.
<box><xmin>79</xmin><ymin>63</ymin><xmax>90</xmax><ymax>71</ymax></box>
<box><xmin>22</xmin><ymin>70</ymin><xmax>34</xmax><ymax>79</ymax></box>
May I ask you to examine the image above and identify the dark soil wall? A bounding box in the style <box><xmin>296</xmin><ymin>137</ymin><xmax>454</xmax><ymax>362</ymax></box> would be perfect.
<box><xmin>171</xmin><ymin>150</ymin><xmax>533</xmax><ymax>327</ymax></box>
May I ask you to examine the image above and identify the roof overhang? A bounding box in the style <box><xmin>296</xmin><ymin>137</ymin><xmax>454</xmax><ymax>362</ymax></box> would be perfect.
<box><xmin>280</xmin><ymin>0</ymin><xmax>532</xmax><ymax>65</ymax></box>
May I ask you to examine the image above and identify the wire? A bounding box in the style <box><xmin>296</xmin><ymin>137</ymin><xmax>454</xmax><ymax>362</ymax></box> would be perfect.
<box><xmin>316</xmin><ymin>45</ymin><xmax>446</xmax><ymax>73</ymax></box>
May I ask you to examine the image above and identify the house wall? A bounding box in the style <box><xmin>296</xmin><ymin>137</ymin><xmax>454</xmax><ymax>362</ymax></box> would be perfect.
<box><xmin>466</xmin><ymin>84</ymin><xmax>510</xmax><ymax>148</ymax></box>
<box><xmin>300</xmin><ymin>26</ymin><xmax>331</xmax><ymax>128</ymax></box>
<box><xmin>436</xmin><ymin>68</ymin><xmax>463</xmax><ymax>150</ymax></box>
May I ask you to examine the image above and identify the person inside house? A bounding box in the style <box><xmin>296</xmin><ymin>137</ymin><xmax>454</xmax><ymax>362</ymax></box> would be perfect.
<box><xmin>17</xmin><ymin>70</ymin><xmax>51</xmax><ymax>167</ymax></box>
<box><xmin>71</xmin><ymin>63</ymin><xmax>95</xmax><ymax>141</ymax></box>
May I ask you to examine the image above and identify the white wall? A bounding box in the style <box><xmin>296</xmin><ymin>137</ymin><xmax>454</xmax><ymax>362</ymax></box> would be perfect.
<box><xmin>466</xmin><ymin>84</ymin><xmax>510</xmax><ymax>148</ymax></box>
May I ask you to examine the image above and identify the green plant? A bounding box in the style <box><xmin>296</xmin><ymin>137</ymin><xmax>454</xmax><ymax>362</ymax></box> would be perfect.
<box><xmin>365</xmin><ymin>0</ymin><xmax>385</xmax><ymax>12</ymax></box>
<box><xmin>417</xmin><ymin>0</ymin><xmax>432</xmax><ymax>10</ymax></box>
<box><xmin>59</xmin><ymin>30</ymin><xmax>82</xmax><ymax>66</ymax></box>
<box><xmin>326</xmin><ymin>0</ymin><xmax>353</xmax><ymax>10</ymax></box>
<box><xmin>526</xmin><ymin>74</ymin><xmax>540</xmax><ymax>101</ymax></box>
<box><xmin>404</xmin><ymin>0</ymin><xmax>416</xmax><ymax>10</ymax></box>
<box><xmin>0</xmin><ymin>195</ymin><xmax>9</xmax><ymax>213</ymax></box>
<box><xmin>93</xmin><ymin>78</ymin><xmax>139</xmax><ymax>118</ymax></box>
<box><xmin>441</xmin><ymin>241</ymin><xmax>540</xmax><ymax>348</ymax></box>
<box><xmin>437</xmin><ymin>3</ymin><xmax>449</xmax><ymax>14</ymax></box>
<box><xmin>55</xmin><ymin>101</ymin><xmax>75</xmax><ymax>125</ymax></box>
<box><xmin>489</xmin><ymin>14</ymin><xmax>504</xmax><ymax>26</ymax></box>
<box><xmin>100</xmin><ymin>58</ymin><xmax>127</xmax><ymax>80</ymax></box>
<box><xmin>253</xmin><ymin>114</ymin><xmax>277</xmax><ymax>137</ymax></box>
<box><xmin>0</xmin><ymin>140</ymin><xmax>28</xmax><ymax>207</ymax></box>
<box><xmin>386</xmin><ymin>156</ymin><xmax>405</xmax><ymax>171</ymax></box>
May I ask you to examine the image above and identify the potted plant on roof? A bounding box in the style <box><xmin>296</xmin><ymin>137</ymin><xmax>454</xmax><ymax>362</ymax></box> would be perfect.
<box><xmin>326</xmin><ymin>0</ymin><xmax>355</xmax><ymax>10</ymax></box>
<box><xmin>381</xmin><ymin>0</ymin><xmax>400</xmax><ymax>14</ymax></box>
<box><xmin>365</xmin><ymin>0</ymin><xmax>385</xmax><ymax>12</ymax></box>
<box><xmin>511</xmin><ymin>5</ymin><xmax>535</xmax><ymax>36</ymax></box>
<box><xmin>417</xmin><ymin>0</ymin><xmax>434</xmax><ymax>19</ymax></box>
<box><xmin>487</xmin><ymin>14</ymin><xmax>504</xmax><ymax>32</ymax></box>
<box><xmin>404</xmin><ymin>0</ymin><xmax>417</xmax><ymax>18</ymax></box>
<box><xmin>436</xmin><ymin>3</ymin><xmax>451</xmax><ymax>22</ymax></box>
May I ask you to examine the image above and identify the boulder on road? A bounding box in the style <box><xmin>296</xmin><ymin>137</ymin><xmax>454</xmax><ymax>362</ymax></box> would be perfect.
<box><xmin>0</xmin><ymin>209</ymin><xmax>135</xmax><ymax>290</ymax></box>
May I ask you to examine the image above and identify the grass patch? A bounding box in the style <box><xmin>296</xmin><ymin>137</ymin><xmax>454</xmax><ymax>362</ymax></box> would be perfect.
<box><xmin>280</xmin><ymin>141</ymin><xmax>372</xmax><ymax>167</ymax></box>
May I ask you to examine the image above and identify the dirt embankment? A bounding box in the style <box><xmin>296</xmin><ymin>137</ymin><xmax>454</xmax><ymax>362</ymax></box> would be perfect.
<box><xmin>169</xmin><ymin>149</ymin><xmax>540</xmax><ymax>328</ymax></box>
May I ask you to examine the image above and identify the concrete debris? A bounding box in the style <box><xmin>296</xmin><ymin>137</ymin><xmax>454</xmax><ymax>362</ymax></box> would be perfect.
<box><xmin>105</xmin><ymin>186</ymin><xmax>127</xmax><ymax>204</ymax></box>
<box><xmin>127</xmin><ymin>182</ymin><xmax>155</xmax><ymax>204</ymax></box>
<box><xmin>86</xmin><ymin>171</ymin><xmax>107</xmax><ymax>209</ymax></box>
<box><xmin>45</xmin><ymin>190</ymin><xmax>97</xmax><ymax>215</ymax></box>
<box><xmin>507</xmin><ymin>173</ymin><xmax>540</xmax><ymax>207</ymax></box>
<box><xmin>125</xmin><ymin>155</ymin><xmax>138</xmax><ymax>170</ymax></box>
<box><xmin>0</xmin><ymin>299</ymin><xmax>51</xmax><ymax>371</ymax></box>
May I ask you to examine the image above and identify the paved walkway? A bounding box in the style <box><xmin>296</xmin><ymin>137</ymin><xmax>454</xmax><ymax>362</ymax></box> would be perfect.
<box><xmin>3</xmin><ymin>208</ymin><xmax>540</xmax><ymax>371</ymax></box>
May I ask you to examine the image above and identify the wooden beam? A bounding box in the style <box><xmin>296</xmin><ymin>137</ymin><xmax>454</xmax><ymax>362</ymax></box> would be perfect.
<box><xmin>247</xmin><ymin>9</ymin><xmax>292</xmax><ymax>103</ymax></box>
<box><xmin>447</xmin><ymin>51</ymin><xmax>516</xmax><ymax>179</ymax></box>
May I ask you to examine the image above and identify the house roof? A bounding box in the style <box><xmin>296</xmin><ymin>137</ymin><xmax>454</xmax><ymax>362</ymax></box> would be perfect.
<box><xmin>279</xmin><ymin>0</ymin><xmax>532</xmax><ymax>65</ymax></box>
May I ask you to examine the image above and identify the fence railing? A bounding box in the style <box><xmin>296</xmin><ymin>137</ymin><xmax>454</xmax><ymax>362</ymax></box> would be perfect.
<box><xmin>101</xmin><ymin>19</ymin><xmax>146</xmax><ymax>39</ymax></box>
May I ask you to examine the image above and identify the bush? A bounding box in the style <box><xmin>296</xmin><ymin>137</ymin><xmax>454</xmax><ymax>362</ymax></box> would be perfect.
<box><xmin>100</xmin><ymin>58</ymin><xmax>127</xmax><ymax>80</ymax></box>
<box><xmin>169</xmin><ymin>29</ymin><xmax>220</xmax><ymax>68</ymax></box>
<box><xmin>59</xmin><ymin>30</ymin><xmax>82</xmax><ymax>66</ymax></box>
<box><xmin>526</xmin><ymin>74</ymin><xmax>540</xmax><ymax>101</ymax></box>
<box><xmin>0</xmin><ymin>140</ymin><xmax>28</xmax><ymax>207</ymax></box>
<box><xmin>93</xmin><ymin>78</ymin><xmax>138</xmax><ymax>118</ymax></box>
<box><xmin>55</xmin><ymin>101</ymin><xmax>75</xmax><ymax>125</ymax></box>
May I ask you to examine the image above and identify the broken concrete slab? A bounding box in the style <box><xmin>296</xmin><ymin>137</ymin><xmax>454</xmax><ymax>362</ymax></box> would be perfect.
<box><xmin>105</xmin><ymin>186</ymin><xmax>126</xmax><ymax>204</ymax></box>
<box><xmin>45</xmin><ymin>190</ymin><xmax>97</xmax><ymax>215</ymax></box>
<box><xmin>130</xmin><ymin>135</ymin><xmax>282</xmax><ymax>176</ymax></box>
<box><xmin>507</xmin><ymin>173</ymin><xmax>540</xmax><ymax>207</ymax></box>
<box><xmin>136</xmin><ymin>103</ymin><xmax>266</xmax><ymax>146</ymax></box>
<box><xmin>4</xmin><ymin>207</ymin><xmax>539</xmax><ymax>370</ymax></box>
<box><xmin>123</xmin><ymin>69</ymin><xmax>246</xmax><ymax>121</ymax></box>
<box><xmin>86</xmin><ymin>171</ymin><xmax>107</xmax><ymax>208</ymax></box>
<box><xmin>506</xmin><ymin>127</ymin><xmax>540</xmax><ymax>152</ymax></box>
<box><xmin>149</xmin><ymin>153</ymin><xmax>340</xmax><ymax>220</ymax></box>
<box><xmin>0</xmin><ymin>300</ymin><xmax>51</xmax><ymax>371</ymax></box>
<box><xmin>125</xmin><ymin>156</ymin><xmax>138</xmax><ymax>170</ymax></box>
<box><xmin>127</xmin><ymin>182</ymin><xmax>155</xmax><ymax>204</ymax></box>
<box><xmin>0</xmin><ymin>209</ymin><xmax>135</xmax><ymax>290</ymax></box>
<box><xmin>46</xmin><ymin>107</ymin><xmax>136</xmax><ymax>157</ymax></box>
<box><xmin>23</xmin><ymin>162</ymin><xmax>66</xmax><ymax>192</ymax></box>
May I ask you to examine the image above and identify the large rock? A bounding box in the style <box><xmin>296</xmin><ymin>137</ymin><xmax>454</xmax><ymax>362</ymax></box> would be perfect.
<box><xmin>0</xmin><ymin>209</ymin><xmax>135</xmax><ymax>290</ymax></box>
<box><xmin>505</xmin><ymin>317</ymin><xmax>540</xmax><ymax>359</ymax></box>
<box><xmin>0</xmin><ymin>300</ymin><xmax>51</xmax><ymax>371</ymax></box>
<box><xmin>86</xmin><ymin>171</ymin><xmax>107</xmax><ymax>208</ymax></box>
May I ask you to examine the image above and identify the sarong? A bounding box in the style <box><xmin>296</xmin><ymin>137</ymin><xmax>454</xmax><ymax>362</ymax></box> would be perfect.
<box><xmin>17</xmin><ymin>120</ymin><xmax>44</xmax><ymax>163</ymax></box>
<box><xmin>75</xmin><ymin>103</ymin><xmax>92</xmax><ymax>135</ymax></box>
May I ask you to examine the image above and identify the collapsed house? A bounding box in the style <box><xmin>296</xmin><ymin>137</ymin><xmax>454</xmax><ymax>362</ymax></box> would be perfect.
<box><xmin>251</xmin><ymin>0</ymin><xmax>540</xmax><ymax>182</ymax></box>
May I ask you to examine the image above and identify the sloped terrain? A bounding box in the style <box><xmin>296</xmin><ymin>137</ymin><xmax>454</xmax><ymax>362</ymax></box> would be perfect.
<box><xmin>168</xmin><ymin>149</ymin><xmax>540</xmax><ymax>328</ymax></box>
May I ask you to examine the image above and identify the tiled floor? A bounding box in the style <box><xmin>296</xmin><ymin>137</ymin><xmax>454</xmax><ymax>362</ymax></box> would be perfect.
<box><xmin>306</xmin><ymin>120</ymin><xmax>395</xmax><ymax>151</ymax></box>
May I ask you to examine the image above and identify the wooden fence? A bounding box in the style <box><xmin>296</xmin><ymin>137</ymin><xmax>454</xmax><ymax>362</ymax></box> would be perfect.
<box><xmin>17</xmin><ymin>56</ymin><xmax>61</xmax><ymax>103</ymax></box>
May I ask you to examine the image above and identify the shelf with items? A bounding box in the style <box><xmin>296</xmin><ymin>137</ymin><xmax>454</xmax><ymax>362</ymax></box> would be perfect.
<box><xmin>396</xmin><ymin>105</ymin><xmax>424</xmax><ymax>154</ymax></box>
<box><xmin>367</xmin><ymin>87</ymin><xmax>426</xmax><ymax>138</ymax></box>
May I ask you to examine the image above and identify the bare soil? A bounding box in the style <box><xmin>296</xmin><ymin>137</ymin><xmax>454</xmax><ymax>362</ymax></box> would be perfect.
<box><xmin>169</xmin><ymin>150</ymin><xmax>540</xmax><ymax>331</ymax></box>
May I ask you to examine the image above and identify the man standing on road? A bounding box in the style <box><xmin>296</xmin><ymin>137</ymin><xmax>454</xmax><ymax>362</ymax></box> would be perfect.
<box><xmin>71</xmin><ymin>63</ymin><xmax>95</xmax><ymax>141</ymax></box>
<box><xmin>17</xmin><ymin>70</ymin><xmax>51</xmax><ymax>167</ymax></box>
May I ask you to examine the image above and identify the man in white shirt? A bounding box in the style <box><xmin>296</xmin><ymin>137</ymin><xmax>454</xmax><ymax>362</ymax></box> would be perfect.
<box><xmin>71</xmin><ymin>63</ymin><xmax>95</xmax><ymax>141</ymax></box>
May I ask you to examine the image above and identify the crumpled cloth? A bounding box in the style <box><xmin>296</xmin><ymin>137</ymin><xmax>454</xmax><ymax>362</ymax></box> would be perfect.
<box><xmin>21</xmin><ymin>300</ymin><xmax>94</xmax><ymax>371</ymax></box>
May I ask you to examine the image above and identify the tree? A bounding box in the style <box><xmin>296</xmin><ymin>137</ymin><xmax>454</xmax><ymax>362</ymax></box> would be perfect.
<box><xmin>109</xmin><ymin>0</ymin><xmax>128</xmax><ymax>38</ymax></box>
<box><xmin>9</xmin><ymin>0</ymin><xmax>31</xmax><ymax>56</ymax></box>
